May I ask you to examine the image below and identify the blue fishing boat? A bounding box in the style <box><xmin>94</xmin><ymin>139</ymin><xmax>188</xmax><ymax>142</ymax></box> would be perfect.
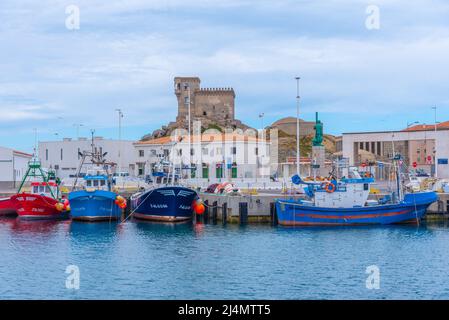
<box><xmin>68</xmin><ymin>133</ymin><xmax>126</xmax><ymax>221</ymax></box>
<box><xmin>276</xmin><ymin>163</ymin><xmax>437</xmax><ymax>226</ymax></box>
<box><xmin>69</xmin><ymin>173</ymin><xmax>124</xmax><ymax>221</ymax></box>
<box><xmin>130</xmin><ymin>149</ymin><xmax>198</xmax><ymax>222</ymax></box>
<box><xmin>130</xmin><ymin>185</ymin><xmax>198</xmax><ymax>222</ymax></box>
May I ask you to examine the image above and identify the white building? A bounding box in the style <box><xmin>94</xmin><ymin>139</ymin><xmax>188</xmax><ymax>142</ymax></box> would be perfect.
<box><xmin>0</xmin><ymin>146</ymin><xmax>33</xmax><ymax>189</ymax></box>
<box><xmin>342</xmin><ymin>123</ymin><xmax>449</xmax><ymax>178</ymax></box>
<box><xmin>133</xmin><ymin>131</ymin><xmax>272</xmax><ymax>186</ymax></box>
<box><xmin>38</xmin><ymin>137</ymin><xmax>136</xmax><ymax>178</ymax></box>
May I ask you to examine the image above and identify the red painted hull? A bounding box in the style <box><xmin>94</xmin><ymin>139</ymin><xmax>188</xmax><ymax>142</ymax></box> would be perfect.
<box><xmin>11</xmin><ymin>193</ymin><xmax>64</xmax><ymax>219</ymax></box>
<box><xmin>0</xmin><ymin>197</ymin><xmax>17</xmax><ymax>216</ymax></box>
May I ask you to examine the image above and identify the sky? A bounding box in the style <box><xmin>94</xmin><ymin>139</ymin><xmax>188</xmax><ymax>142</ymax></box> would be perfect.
<box><xmin>1</xmin><ymin>0</ymin><xmax>449</xmax><ymax>152</ymax></box>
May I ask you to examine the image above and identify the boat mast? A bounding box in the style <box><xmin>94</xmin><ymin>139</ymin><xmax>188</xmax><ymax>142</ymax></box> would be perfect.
<box><xmin>295</xmin><ymin>76</ymin><xmax>301</xmax><ymax>176</ymax></box>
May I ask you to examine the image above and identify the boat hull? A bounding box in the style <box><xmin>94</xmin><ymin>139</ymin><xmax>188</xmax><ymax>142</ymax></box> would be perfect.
<box><xmin>68</xmin><ymin>190</ymin><xmax>122</xmax><ymax>221</ymax></box>
<box><xmin>275</xmin><ymin>191</ymin><xmax>438</xmax><ymax>226</ymax></box>
<box><xmin>0</xmin><ymin>197</ymin><xmax>17</xmax><ymax>216</ymax></box>
<box><xmin>11</xmin><ymin>193</ymin><xmax>65</xmax><ymax>220</ymax></box>
<box><xmin>131</xmin><ymin>186</ymin><xmax>197</xmax><ymax>222</ymax></box>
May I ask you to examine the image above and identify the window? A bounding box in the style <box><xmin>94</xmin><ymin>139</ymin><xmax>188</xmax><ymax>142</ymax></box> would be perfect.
<box><xmin>93</xmin><ymin>180</ymin><xmax>99</xmax><ymax>187</ymax></box>
<box><xmin>87</xmin><ymin>180</ymin><xmax>92</xmax><ymax>187</ymax></box>
<box><xmin>60</xmin><ymin>148</ymin><xmax>63</xmax><ymax>161</ymax></box>
<box><xmin>177</xmin><ymin>83</ymin><xmax>180</xmax><ymax>90</ymax></box>
<box><xmin>255</xmin><ymin>147</ymin><xmax>259</xmax><ymax>155</ymax></box>
<box><xmin>184</xmin><ymin>97</ymin><xmax>189</xmax><ymax>105</ymax></box>
<box><xmin>139</xmin><ymin>150</ymin><xmax>144</xmax><ymax>157</ymax></box>
<box><xmin>231</xmin><ymin>147</ymin><xmax>237</xmax><ymax>155</ymax></box>
<box><xmin>100</xmin><ymin>147</ymin><xmax>103</xmax><ymax>155</ymax></box>
<box><xmin>359</xmin><ymin>142</ymin><xmax>364</xmax><ymax>150</ymax></box>
<box><xmin>184</xmin><ymin>83</ymin><xmax>188</xmax><ymax>90</ymax></box>
<box><xmin>216</xmin><ymin>147</ymin><xmax>222</xmax><ymax>155</ymax></box>
<box><xmin>202</xmin><ymin>148</ymin><xmax>208</xmax><ymax>155</ymax></box>
<box><xmin>77</xmin><ymin>148</ymin><xmax>80</xmax><ymax>160</ymax></box>
<box><xmin>203</xmin><ymin>111</ymin><xmax>207</xmax><ymax>116</ymax></box>
<box><xmin>377</xmin><ymin>142</ymin><xmax>381</xmax><ymax>156</ymax></box>
<box><xmin>100</xmin><ymin>180</ymin><xmax>106</xmax><ymax>186</ymax></box>
<box><xmin>190</xmin><ymin>148</ymin><xmax>194</xmax><ymax>156</ymax></box>
<box><xmin>46</xmin><ymin>149</ymin><xmax>48</xmax><ymax>161</ymax></box>
<box><xmin>151</xmin><ymin>150</ymin><xmax>157</xmax><ymax>156</ymax></box>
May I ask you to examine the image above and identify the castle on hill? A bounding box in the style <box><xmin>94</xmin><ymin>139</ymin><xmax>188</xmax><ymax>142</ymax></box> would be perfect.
<box><xmin>142</xmin><ymin>77</ymin><xmax>251</xmax><ymax>140</ymax></box>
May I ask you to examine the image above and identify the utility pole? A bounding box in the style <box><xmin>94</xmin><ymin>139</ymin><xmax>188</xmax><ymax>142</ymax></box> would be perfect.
<box><xmin>187</xmin><ymin>86</ymin><xmax>192</xmax><ymax>178</ymax></box>
<box><xmin>432</xmin><ymin>106</ymin><xmax>438</xmax><ymax>178</ymax></box>
<box><xmin>295</xmin><ymin>77</ymin><xmax>301</xmax><ymax>175</ymax></box>
<box><xmin>73</xmin><ymin>123</ymin><xmax>84</xmax><ymax>139</ymax></box>
<box><xmin>115</xmin><ymin>109</ymin><xmax>123</xmax><ymax>173</ymax></box>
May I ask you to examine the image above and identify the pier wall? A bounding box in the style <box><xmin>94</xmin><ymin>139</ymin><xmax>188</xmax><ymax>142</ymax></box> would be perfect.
<box><xmin>198</xmin><ymin>192</ymin><xmax>304</xmax><ymax>223</ymax></box>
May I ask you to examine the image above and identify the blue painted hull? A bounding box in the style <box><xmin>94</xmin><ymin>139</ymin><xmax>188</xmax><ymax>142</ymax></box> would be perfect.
<box><xmin>275</xmin><ymin>191</ymin><xmax>438</xmax><ymax>226</ymax></box>
<box><xmin>131</xmin><ymin>186</ymin><xmax>198</xmax><ymax>222</ymax></box>
<box><xmin>68</xmin><ymin>190</ymin><xmax>122</xmax><ymax>221</ymax></box>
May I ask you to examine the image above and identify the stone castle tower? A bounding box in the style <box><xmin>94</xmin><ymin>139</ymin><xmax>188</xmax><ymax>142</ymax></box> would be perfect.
<box><xmin>174</xmin><ymin>76</ymin><xmax>236</xmax><ymax>127</ymax></box>
<box><xmin>142</xmin><ymin>76</ymin><xmax>250</xmax><ymax>140</ymax></box>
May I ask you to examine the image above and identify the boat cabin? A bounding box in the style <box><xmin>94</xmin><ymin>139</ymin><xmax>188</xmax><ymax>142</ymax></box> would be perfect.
<box><xmin>309</xmin><ymin>167</ymin><xmax>374</xmax><ymax>208</ymax></box>
<box><xmin>30</xmin><ymin>181</ymin><xmax>58</xmax><ymax>198</ymax></box>
<box><xmin>84</xmin><ymin>175</ymin><xmax>109</xmax><ymax>191</ymax></box>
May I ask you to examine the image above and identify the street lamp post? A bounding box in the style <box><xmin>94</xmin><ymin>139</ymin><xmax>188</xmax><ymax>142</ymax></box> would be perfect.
<box><xmin>295</xmin><ymin>77</ymin><xmax>301</xmax><ymax>175</ymax></box>
<box><xmin>432</xmin><ymin>106</ymin><xmax>438</xmax><ymax>178</ymax></box>
<box><xmin>187</xmin><ymin>86</ymin><xmax>192</xmax><ymax>179</ymax></box>
<box><xmin>73</xmin><ymin>123</ymin><xmax>84</xmax><ymax>139</ymax></box>
<box><xmin>406</xmin><ymin>121</ymin><xmax>419</xmax><ymax>128</ymax></box>
<box><xmin>115</xmin><ymin>109</ymin><xmax>123</xmax><ymax>173</ymax></box>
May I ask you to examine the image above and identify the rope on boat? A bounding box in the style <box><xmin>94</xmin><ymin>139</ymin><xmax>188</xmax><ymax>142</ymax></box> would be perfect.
<box><xmin>120</xmin><ymin>189</ymin><xmax>155</xmax><ymax>224</ymax></box>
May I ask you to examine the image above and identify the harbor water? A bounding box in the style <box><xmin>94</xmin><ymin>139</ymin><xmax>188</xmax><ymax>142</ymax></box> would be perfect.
<box><xmin>1</xmin><ymin>217</ymin><xmax>449</xmax><ymax>299</ymax></box>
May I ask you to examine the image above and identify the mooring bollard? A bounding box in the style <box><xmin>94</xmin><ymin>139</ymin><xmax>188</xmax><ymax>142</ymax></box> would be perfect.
<box><xmin>222</xmin><ymin>202</ymin><xmax>227</xmax><ymax>225</ymax></box>
<box><xmin>123</xmin><ymin>197</ymin><xmax>131</xmax><ymax>221</ymax></box>
<box><xmin>203</xmin><ymin>200</ymin><xmax>209</xmax><ymax>223</ymax></box>
<box><xmin>212</xmin><ymin>201</ymin><xmax>218</xmax><ymax>225</ymax></box>
<box><xmin>270</xmin><ymin>202</ymin><xmax>278</xmax><ymax>226</ymax></box>
<box><xmin>239</xmin><ymin>202</ymin><xmax>248</xmax><ymax>225</ymax></box>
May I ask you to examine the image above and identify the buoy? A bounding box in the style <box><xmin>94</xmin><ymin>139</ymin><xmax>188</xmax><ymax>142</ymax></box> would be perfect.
<box><xmin>194</xmin><ymin>203</ymin><xmax>205</xmax><ymax>215</ymax></box>
<box><xmin>55</xmin><ymin>203</ymin><xmax>64</xmax><ymax>211</ymax></box>
<box><xmin>325</xmin><ymin>182</ymin><xmax>336</xmax><ymax>193</ymax></box>
<box><xmin>192</xmin><ymin>199</ymin><xmax>205</xmax><ymax>214</ymax></box>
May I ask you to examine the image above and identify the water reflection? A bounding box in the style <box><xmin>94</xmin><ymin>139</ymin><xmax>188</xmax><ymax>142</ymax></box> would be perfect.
<box><xmin>10</xmin><ymin>218</ymin><xmax>70</xmax><ymax>235</ymax></box>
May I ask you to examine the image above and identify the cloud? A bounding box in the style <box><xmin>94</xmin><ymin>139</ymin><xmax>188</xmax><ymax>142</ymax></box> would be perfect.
<box><xmin>1</xmin><ymin>0</ymin><xmax>449</xmax><ymax>151</ymax></box>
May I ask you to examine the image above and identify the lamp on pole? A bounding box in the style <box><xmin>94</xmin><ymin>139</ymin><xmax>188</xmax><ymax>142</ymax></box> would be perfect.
<box><xmin>432</xmin><ymin>106</ymin><xmax>438</xmax><ymax>178</ymax></box>
<box><xmin>73</xmin><ymin>123</ymin><xmax>84</xmax><ymax>139</ymax></box>
<box><xmin>259</xmin><ymin>112</ymin><xmax>265</xmax><ymax>138</ymax></box>
<box><xmin>406</xmin><ymin>121</ymin><xmax>419</xmax><ymax>128</ymax></box>
<box><xmin>115</xmin><ymin>109</ymin><xmax>123</xmax><ymax>173</ymax></box>
<box><xmin>295</xmin><ymin>77</ymin><xmax>301</xmax><ymax>175</ymax></box>
<box><xmin>186</xmin><ymin>86</ymin><xmax>192</xmax><ymax>178</ymax></box>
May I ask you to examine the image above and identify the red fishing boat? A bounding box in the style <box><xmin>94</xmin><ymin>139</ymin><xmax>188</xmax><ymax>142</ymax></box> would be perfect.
<box><xmin>10</xmin><ymin>159</ymin><xmax>68</xmax><ymax>220</ymax></box>
<box><xmin>0</xmin><ymin>197</ymin><xmax>17</xmax><ymax>216</ymax></box>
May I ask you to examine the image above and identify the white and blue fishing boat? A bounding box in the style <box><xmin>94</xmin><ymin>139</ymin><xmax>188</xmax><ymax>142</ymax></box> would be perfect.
<box><xmin>276</xmin><ymin>159</ymin><xmax>437</xmax><ymax>226</ymax></box>
<box><xmin>68</xmin><ymin>134</ymin><xmax>126</xmax><ymax>222</ymax></box>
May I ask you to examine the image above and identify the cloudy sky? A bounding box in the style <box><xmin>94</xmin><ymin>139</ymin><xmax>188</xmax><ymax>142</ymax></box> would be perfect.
<box><xmin>1</xmin><ymin>0</ymin><xmax>449</xmax><ymax>152</ymax></box>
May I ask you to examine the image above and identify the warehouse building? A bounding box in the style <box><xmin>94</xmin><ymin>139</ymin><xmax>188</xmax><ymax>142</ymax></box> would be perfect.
<box><xmin>38</xmin><ymin>137</ymin><xmax>136</xmax><ymax>178</ymax></box>
<box><xmin>342</xmin><ymin>122</ymin><xmax>449</xmax><ymax>178</ymax></box>
<box><xmin>0</xmin><ymin>146</ymin><xmax>33</xmax><ymax>189</ymax></box>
